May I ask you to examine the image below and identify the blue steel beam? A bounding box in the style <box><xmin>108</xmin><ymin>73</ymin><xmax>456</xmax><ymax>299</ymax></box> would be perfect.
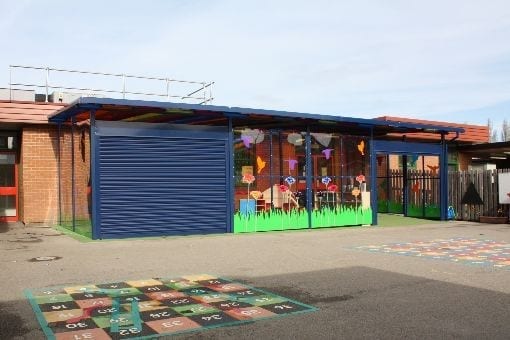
<box><xmin>370</xmin><ymin>128</ymin><xmax>378</xmax><ymax>225</ymax></box>
<box><xmin>48</xmin><ymin>97</ymin><xmax>465</xmax><ymax>135</ymax></box>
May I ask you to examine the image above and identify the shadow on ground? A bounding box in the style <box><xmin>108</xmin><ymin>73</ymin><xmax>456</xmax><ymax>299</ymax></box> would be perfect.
<box><xmin>12</xmin><ymin>267</ymin><xmax>510</xmax><ymax>340</ymax></box>
<box><xmin>178</xmin><ymin>267</ymin><xmax>510</xmax><ymax>339</ymax></box>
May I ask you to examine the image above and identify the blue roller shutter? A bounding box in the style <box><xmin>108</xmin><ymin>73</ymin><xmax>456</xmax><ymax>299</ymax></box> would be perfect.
<box><xmin>94</xmin><ymin>122</ymin><xmax>229</xmax><ymax>238</ymax></box>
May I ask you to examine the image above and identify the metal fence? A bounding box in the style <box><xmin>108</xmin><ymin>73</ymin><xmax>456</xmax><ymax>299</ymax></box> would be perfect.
<box><xmin>448</xmin><ymin>169</ymin><xmax>510</xmax><ymax>220</ymax></box>
<box><xmin>8</xmin><ymin>65</ymin><xmax>214</xmax><ymax>104</ymax></box>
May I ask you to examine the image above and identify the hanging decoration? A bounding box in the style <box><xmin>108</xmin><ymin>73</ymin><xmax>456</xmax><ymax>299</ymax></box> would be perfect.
<box><xmin>357</xmin><ymin>140</ymin><xmax>365</xmax><ymax>156</ymax></box>
<box><xmin>240</xmin><ymin>128</ymin><xmax>264</xmax><ymax>148</ymax></box>
<box><xmin>322</xmin><ymin>148</ymin><xmax>333</xmax><ymax>160</ymax></box>
<box><xmin>311</xmin><ymin>133</ymin><xmax>332</xmax><ymax>147</ymax></box>
<box><xmin>256</xmin><ymin>156</ymin><xmax>266</xmax><ymax>174</ymax></box>
<box><xmin>287</xmin><ymin>133</ymin><xmax>304</xmax><ymax>146</ymax></box>
<box><xmin>287</xmin><ymin>159</ymin><xmax>298</xmax><ymax>171</ymax></box>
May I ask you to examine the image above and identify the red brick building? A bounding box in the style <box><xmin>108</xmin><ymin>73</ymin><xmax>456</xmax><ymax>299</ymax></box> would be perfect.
<box><xmin>0</xmin><ymin>101</ymin><xmax>90</xmax><ymax>225</ymax></box>
<box><xmin>0</xmin><ymin>100</ymin><xmax>493</xmax><ymax>227</ymax></box>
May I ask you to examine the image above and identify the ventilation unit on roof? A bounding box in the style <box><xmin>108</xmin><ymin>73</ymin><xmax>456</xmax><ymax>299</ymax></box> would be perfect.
<box><xmin>0</xmin><ymin>88</ymin><xmax>35</xmax><ymax>101</ymax></box>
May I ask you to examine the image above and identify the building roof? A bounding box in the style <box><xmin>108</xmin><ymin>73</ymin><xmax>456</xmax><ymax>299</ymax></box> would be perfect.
<box><xmin>49</xmin><ymin>97</ymin><xmax>464</xmax><ymax>137</ymax></box>
<box><xmin>456</xmin><ymin>141</ymin><xmax>510</xmax><ymax>168</ymax></box>
<box><xmin>0</xmin><ymin>101</ymin><xmax>66</xmax><ymax>124</ymax></box>
<box><xmin>377</xmin><ymin>116</ymin><xmax>488</xmax><ymax>143</ymax></box>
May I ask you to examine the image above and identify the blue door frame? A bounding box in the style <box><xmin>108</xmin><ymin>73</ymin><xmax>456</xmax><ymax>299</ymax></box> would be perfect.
<box><xmin>371</xmin><ymin>139</ymin><xmax>448</xmax><ymax>224</ymax></box>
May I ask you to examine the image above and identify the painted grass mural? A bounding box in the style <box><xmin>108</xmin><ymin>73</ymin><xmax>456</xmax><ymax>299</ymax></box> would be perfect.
<box><xmin>311</xmin><ymin>206</ymin><xmax>372</xmax><ymax>228</ymax></box>
<box><xmin>234</xmin><ymin>206</ymin><xmax>372</xmax><ymax>233</ymax></box>
<box><xmin>234</xmin><ymin>209</ymin><xmax>308</xmax><ymax>233</ymax></box>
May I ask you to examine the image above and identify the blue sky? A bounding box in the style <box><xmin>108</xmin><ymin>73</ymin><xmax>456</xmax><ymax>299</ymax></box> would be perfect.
<box><xmin>1</xmin><ymin>0</ymin><xmax>508</xmax><ymax>129</ymax></box>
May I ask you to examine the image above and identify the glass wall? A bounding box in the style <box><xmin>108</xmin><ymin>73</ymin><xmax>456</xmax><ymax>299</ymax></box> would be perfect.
<box><xmin>59</xmin><ymin>117</ymin><xmax>92</xmax><ymax>238</ymax></box>
<box><xmin>232</xmin><ymin>128</ymin><xmax>372</xmax><ymax>233</ymax></box>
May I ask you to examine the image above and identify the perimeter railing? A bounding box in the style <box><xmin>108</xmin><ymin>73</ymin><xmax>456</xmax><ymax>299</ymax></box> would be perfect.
<box><xmin>8</xmin><ymin>65</ymin><xmax>214</xmax><ymax>104</ymax></box>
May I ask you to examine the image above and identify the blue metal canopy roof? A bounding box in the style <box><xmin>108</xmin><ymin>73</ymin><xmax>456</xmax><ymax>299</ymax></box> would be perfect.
<box><xmin>48</xmin><ymin>97</ymin><xmax>464</xmax><ymax>135</ymax></box>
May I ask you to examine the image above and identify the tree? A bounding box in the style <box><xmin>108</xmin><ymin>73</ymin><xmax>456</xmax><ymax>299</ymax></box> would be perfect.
<box><xmin>501</xmin><ymin>119</ymin><xmax>509</xmax><ymax>141</ymax></box>
<box><xmin>488</xmin><ymin>119</ymin><xmax>499</xmax><ymax>142</ymax></box>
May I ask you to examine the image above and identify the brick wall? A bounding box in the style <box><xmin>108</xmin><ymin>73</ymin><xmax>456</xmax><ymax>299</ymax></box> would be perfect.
<box><xmin>20</xmin><ymin>125</ymin><xmax>90</xmax><ymax>225</ymax></box>
<box><xmin>21</xmin><ymin>125</ymin><xmax>59</xmax><ymax>224</ymax></box>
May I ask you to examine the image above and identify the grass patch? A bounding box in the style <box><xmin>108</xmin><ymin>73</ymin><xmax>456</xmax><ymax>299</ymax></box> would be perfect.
<box><xmin>376</xmin><ymin>213</ymin><xmax>442</xmax><ymax>227</ymax></box>
<box><xmin>55</xmin><ymin>224</ymin><xmax>94</xmax><ymax>242</ymax></box>
<box><xmin>58</xmin><ymin>219</ymin><xmax>92</xmax><ymax>239</ymax></box>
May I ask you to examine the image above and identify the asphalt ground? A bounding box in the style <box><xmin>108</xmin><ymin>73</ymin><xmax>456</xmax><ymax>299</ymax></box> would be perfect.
<box><xmin>1</xmin><ymin>220</ymin><xmax>509</xmax><ymax>339</ymax></box>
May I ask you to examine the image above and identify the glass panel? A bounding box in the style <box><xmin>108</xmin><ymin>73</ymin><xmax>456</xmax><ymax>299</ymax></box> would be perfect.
<box><xmin>406</xmin><ymin>155</ymin><xmax>441</xmax><ymax>219</ymax></box>
<box><xmin>311</xmin><ymin>134</ymin><xmax>372</xmax><ymax>228</ymax></box>
<box><xmin>424</xmin><ymin>155</ymin><xmax>440</xmax><ymax>218</ymax></box>
<box><xmin>387</xmin><ymin>155</ymin><xmax>404</xmax><ymax>214</ymax></box>
<box><xmin>233</xmin><ymin>128</ymin><xmax>308</xmax><ymax>233</ymax></box>
<box><xmin>0</xmin><ymin>195</ymin><xmax>16</xmax><ymax>216</ymax></box>
<box><xmin>0</xmin><ymin>133</ymin><xmax>18</xmax><ymax>150</ymax></box>
<box><xmin>0</xmin><ymin>154</ymin><xmax>15</xmax><ymax>164</ymax></box>
<box><xmin>0</xmin><ymin>154</ymin><xmax>15</xmax><ymax>187</ymax></box>
<box><xmin>407</xmin><ymin>167</ymin><xmax>423</xmax><ymax>218</ymax></box>
<box><xmin>59</xmin><ymin>123</ymin><xmax>92</xmax><ymax>238</ymax></box>
<box><xmin>376</xmin><ymin>154</ymin><xmax>389</xmax><ymax>213</ymax></box>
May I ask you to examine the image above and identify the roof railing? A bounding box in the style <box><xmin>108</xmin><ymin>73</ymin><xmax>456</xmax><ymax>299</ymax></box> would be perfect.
<box><xmin>9</xmin><ymin>65</ymin><xmax>214</xmax><ymax>104</ymax></box>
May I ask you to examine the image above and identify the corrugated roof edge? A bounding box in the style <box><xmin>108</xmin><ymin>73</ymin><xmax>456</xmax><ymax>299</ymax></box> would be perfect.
<box><xmin>48</xmin><ymin>97</ymin><xmax>464</xmax><ymax>133</ymax></box>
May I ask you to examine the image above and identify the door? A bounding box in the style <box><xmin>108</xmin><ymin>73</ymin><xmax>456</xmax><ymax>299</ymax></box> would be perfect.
<box><xmin>406</xmin><ymin>155</ymin><xmax>441</xmax><ymax>219</ymax></box>
<box><xmin>0</xmin><ymin>153</ymin><xmax>17</xmax><ymax>222</ymax></box>
<box><xmin>94</xmin><ymin>121</ymin><xmax>229</xmax><ymax>239</ymax></box>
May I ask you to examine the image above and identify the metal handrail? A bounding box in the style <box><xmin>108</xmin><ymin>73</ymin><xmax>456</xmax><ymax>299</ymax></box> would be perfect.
<box><xmin>9</xmin><ymin>65</ymin><xmax>214</xmax><ymax>104</ymax></box>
